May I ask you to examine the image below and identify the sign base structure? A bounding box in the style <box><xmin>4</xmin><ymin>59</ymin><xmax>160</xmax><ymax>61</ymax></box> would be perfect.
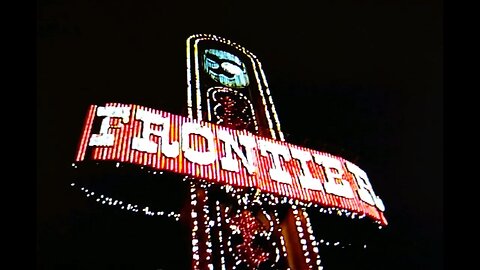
<box><xmin>188</xmin><ymin>184</ymin><xmax>323</xmax><ymax>270</ymax></box>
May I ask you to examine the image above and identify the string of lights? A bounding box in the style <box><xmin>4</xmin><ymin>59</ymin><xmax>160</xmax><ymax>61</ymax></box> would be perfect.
<box><xmin>69</xmin><ymin>182</ymin><xmax>181</xmax><ymax>221</ymax></box>
<box><xmin>190</xmin><ymin>184</ymin><xmax>201</xmax><ymax>270</ymax></box>
<box><xmin>207</xmin><ymin>87</ymin><xmax>258</xmax><ymax>133</ymax></box>
<box><xmin>215</xmin><ymin>201</ymin><xmax>227</xmax><ymax>270</ymax></box>
<box><xmin>202</xmin><ymin>188</ymin><xmax>214</xmax><ymax>269</ymax></box>
<box><xmin>72</xmin><ymin>161</ymin><xmax>383</xmax><ymax>229</ymax></box>
<box><xmin>273</xmin><ymin>209</ymin><xmax>290</xmax><ymax>262</ymax></box>
<box><xmin>300</xmin><ymin>207</ymin><xmax>322</xmax><ymax>268</ymax></box>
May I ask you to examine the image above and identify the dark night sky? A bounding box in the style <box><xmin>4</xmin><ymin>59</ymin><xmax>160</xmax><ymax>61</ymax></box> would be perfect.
<box><xmin>38</xmin><ymin>0</ymin><xmax>442</xmax><ymax>269</ymax></box>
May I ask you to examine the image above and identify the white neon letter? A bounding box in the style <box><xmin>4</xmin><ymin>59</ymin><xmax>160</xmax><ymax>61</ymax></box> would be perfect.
<box><xmin>257</xmin><ymin>140</ymin><xmax>292</xmax><ymax>184</ymax></box>
<box><xmin>290</xmin><ymin>148</ymin><xmax>324</xmax><ymax>191</ymax></box>
<box><xmin>313</xmin><ymin>154</ymin><xmax>354</xmax><ymax>198</ymax></box>
<box><xmin>345</xmin><ymin>161</ymin><xmax>385</xmax><ymax>211</ymax></box>
<box><xmin>89</xmin><ymin>106</ymin><xmax>131</xmax><ymax>146</ymax></box>
<box><xmin>131</xmin><ymin>108</ymin><xmax>179</xmax><ymax>157</ymax></box>
<box><xmin>181</xmin><ymin>122</ymin><xmax>216</xmax><ymax>165</ymax></box>
<box><xmin>217</xmin><ymin>129</ymin><xmax>257</xmax><ymax>174</ymax></box>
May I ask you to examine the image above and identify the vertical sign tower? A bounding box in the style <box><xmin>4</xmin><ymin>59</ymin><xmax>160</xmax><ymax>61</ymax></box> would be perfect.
<box><xmin>186</xmin><ymin>34</ymin><xmax>322</xmax><ymax>270</ymax></box>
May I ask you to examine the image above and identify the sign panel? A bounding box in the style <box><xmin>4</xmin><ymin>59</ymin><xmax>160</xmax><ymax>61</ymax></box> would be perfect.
<box><xmin>75</xmin><ymin>103</ymin><xmax>387</xmax><ymax>225</ymax></box>
<box><xmin>187</xmin><ymin>34</ymin><xmax>285</xmax><ymax>140</ymax></box>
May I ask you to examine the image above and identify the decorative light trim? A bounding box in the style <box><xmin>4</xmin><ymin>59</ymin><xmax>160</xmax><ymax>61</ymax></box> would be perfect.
<box><xmin>301</xmin><ymin>208</ymin><xmax>322</xmax><ymax>269</ymax></box>
<box><xmin>190</xmin><ymin>184</ymin><xmax>201</xmax><ymax>270</ymax></box>
<box><xmin>206</xmin><ymin>86</ymin><xmax>259</xmax><ymax>133</ymax></box>
<box><xmin>69</xmin><ymin>182</ymin><xmax>180</xmax><ymax>221</ymax></box>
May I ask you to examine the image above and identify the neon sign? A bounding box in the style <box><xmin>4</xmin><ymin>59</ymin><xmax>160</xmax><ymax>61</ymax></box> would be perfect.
<box><xmin>75</xmin><ymin>102</ymin><xmax>387</xmax><ymax>225</ymax></box>
<box><xmin>203</xmin><ymin>49</ymin><xmax>250</xmax><ymax>88</ymax></box>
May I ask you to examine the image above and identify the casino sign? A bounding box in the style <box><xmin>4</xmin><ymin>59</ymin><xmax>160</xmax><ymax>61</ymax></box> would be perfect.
<box><xmin>72</xmin><ymin>34</ymin><xmax>387</xmax><ymax>270</ymax></box>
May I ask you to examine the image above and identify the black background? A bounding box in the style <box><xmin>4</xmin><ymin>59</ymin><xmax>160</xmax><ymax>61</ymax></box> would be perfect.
<box><xmin>37</xmin><ymin>0</ymin><xmax>442</xmax><ymax>269</ymax></box>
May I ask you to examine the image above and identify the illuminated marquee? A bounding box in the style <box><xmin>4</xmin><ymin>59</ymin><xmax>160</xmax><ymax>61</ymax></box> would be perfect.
<box><xmin>75</xmin><ymin>103</ymin><xmax>387</xmax><ymax>225</ymax></box>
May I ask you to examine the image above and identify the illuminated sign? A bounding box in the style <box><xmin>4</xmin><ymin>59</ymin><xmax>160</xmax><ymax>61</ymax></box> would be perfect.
<box><xmin>203</xmin><ymin>49</ymin><xmax>250</xmax><ymax>88</ymax></box>
<box><xmin>75</xmin><ymin>103</ymin><xmax>387</xmax><ymax>225</ymax></box>
<box><xmin>187</xmin><ymin>34</ymin><xmax>284</xmax><ymax>140</ymax></box>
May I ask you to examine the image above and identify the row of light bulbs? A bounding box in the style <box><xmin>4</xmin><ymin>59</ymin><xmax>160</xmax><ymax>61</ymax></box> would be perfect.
<box><xmin>217</xmin><ymin>180</ymin><xmax>383</xmax><ymax>229</ymax></box>
<box><xmin>316</xmin><ymin>238</ymin><xmax>367</xmax><ymax>249</ymax></box>
<box><xmin>73</xmin><ymin>160</ymin><xmax>383</xmax><ymax>228</ymax></box>
<box><xmin>292</xmin><ymin>206</ymin><xmax>322</xmax><ymax>269</ymax></box>
<box><xmin>70</xmin><ymin>182</ymin><xmax>180</xmax><ymax>221</ymax></box>
<box><xmin>189</xmin><ymin>183</ymin><xmax>214</xmax><ymax>270</ymax></box>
